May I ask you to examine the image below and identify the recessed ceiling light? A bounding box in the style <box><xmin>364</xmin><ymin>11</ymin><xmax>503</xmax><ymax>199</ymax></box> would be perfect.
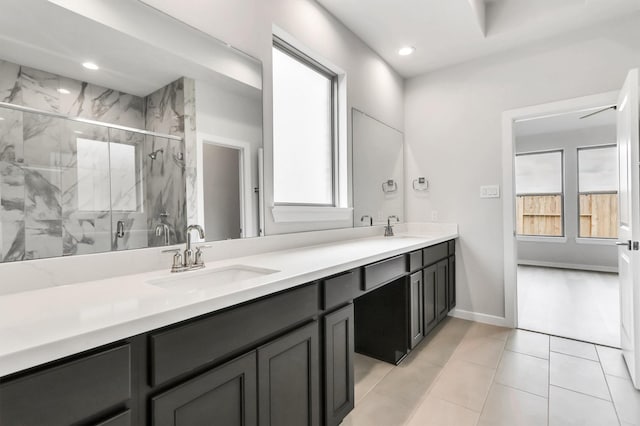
<box><xmin>74</xmin><ymin>130</ymin><xmax>83</xmax><ymax>134</ymax></box>
<box><xmin>57</xmin><ymin>88</ymin><xmax>70</xmax><ymax>94</ymax></box>
<box><xmin>398</xmin><ymin>46</ymin><xmax>415</xmax><ymax>56</ymax></box>
<box><xmin>0</xmin><ymin>117</ymin><xmax>5</xmax><ymax>121</ymax></box>
<box><xmin>82</xmin><ymin>62</ymin><xmax>99</xmax><ymax>70</ymax></box>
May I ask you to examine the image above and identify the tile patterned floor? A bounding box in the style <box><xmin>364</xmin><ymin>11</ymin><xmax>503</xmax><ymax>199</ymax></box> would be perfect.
<box><xmin>342</xmin><ymin>318</ymin><xmax>640</xmax><ymax>426</ymax></box>
<box><xmin>517</xmin><ymin>265</ymin><xmax>619</xmax><ymax>347</ymax></box>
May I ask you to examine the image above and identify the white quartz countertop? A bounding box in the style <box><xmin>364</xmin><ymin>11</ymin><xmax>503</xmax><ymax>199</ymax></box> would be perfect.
<box><xmin>0</xmin><ymin>229</ymin><xmax>457</xmax><ymax>377</ymax></box>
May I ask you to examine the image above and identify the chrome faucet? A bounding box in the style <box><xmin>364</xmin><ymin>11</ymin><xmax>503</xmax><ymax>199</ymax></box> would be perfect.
<box><xmin>155</xmin><ymin>223</ymin><xmax>170</xmax><ymax>246</ymax></box>
<box><xmin>360</xmin><ymin>215</ymin><xmax>373</xmax><ymax>226</ymax></box>
<box><xmin>185</xmin><ymin>224</ymin><xmax>205</xmax><ymax>267</ymax></box>
<box><xmin>162</xmin><ymin>224</ymin><xmax>207</xmax><ymax>273</ymax></box>
<box><xmin>384</xmin><ymin>215</ymin><xmax>400</xmax><ymax>237</ymax></box>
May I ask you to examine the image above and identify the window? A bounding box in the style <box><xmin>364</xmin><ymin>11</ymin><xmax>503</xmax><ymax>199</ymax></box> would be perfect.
<box><xmin>515</xmin><ymin>150</ymin><xmax>564</xmax><ymax>237</ymax></box>
<box><xmin>578</xmin><ymin>145</ymin><xmax>618</xmax><ymax>238</ymax></box>
<box><xmin>272</xmin><ymin>37</ymin><xmax>337</xmax><ymax>205</ymax></box>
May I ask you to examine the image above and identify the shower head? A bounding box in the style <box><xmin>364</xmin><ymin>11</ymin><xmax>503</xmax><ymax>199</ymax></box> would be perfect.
<box><xmin>149</xmin><ymin>148</ymin><xmax>164</xmax><ymax>160</ymax></box>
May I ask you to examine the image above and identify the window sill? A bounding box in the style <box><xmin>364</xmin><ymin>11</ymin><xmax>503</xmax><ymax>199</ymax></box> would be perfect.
<box><xmin>271</xmin><ymin>205</ymin><xmax>353</xmax><ymax>223</ymax></box>
<box><xmin>516</xmin><ymin>235</ymin><xmax>567</xmax><ymax>243</ymax></box>
<box><xmin>575</xmin><ymin>237</ymin><xmax>617</xmax><ymax>246</ymax></box>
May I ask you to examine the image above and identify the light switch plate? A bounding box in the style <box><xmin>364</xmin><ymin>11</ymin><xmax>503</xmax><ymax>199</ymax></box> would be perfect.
<box><xmin>480</xmin><ymin>185</ymin><xmax>500</xmax><ymax>198</ymax></box>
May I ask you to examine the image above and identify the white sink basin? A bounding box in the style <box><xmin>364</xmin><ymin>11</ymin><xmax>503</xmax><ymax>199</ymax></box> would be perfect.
<box><xmin>148</xmin><ymin>265</ymin><xmax>279</xmax><ymax>292</ymax></box>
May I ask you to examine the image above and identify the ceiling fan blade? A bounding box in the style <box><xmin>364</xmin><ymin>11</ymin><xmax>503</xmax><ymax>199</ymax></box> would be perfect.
<box><xmin>579</xmin><ymin>105</ymin><xmax>617</xmax><ymax>119</ymax></box>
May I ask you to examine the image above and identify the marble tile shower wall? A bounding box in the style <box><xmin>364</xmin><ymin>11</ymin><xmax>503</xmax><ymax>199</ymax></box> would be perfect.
<box><xmin>0</xmin><ymin>59</ymin><xmax>188</xmax><ymax>262</ymax></box>
<box><xmin>144</xmin><ymin>78</ymin><xmax>190</xmax><ymax>247</ymax></box>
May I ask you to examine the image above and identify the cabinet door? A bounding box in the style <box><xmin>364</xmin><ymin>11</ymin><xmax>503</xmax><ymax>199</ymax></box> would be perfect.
<box><xmin>151</xmin><ymin>352</ymin><xmax>257</xmax><ymax>426</ymax></box>
<box><xmin>258</xmin><ymin>321</ymin><xmax>320</xmax><ymax>426</ymax></box>
<box><xmin>448</xmin><ymin>255</ymin><xmax>456</xmax><ymax>311</ymax></box>
<box><xmin>409</xmin><ymin>271</ymin><xmax>424</xmax><ymax>349</ymax></box>
<box><xmin>436</xmin><ymin>259</ymin><xmax>449</xmax><ymax>322</ymax></box>
<box><xmin>423</xmin><ymin>264</ymin><xmax>438</xmax><ymax>334</ymax></box>
<box><xmin>324</xmin><ymin>305</ymin><xmax>355</xmax><ymax>426</ymax></box>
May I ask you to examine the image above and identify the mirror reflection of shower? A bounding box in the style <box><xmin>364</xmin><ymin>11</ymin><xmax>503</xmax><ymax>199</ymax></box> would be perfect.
<box><xmin>148</xmin><ymin>148</ymin><xmax>163</xmax><ymax>160</ymax></box>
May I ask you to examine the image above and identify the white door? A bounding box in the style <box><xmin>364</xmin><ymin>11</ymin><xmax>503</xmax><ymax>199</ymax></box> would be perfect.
<box><xmin>617</xmin><ymin>68</ymin><xmax>640</xmax><ymax>389</ymax></box>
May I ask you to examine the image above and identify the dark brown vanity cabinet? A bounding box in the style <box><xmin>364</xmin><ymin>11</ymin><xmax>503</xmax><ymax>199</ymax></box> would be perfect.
<box><xmin>409</xmin><ymin>270</ymin><xmax>425</xmax><ymax>349</ymax></box>
<box><xmin>0</xmin><ymin>345</ymin><xmax>132</xmax><ymax>426</ymax></box>
<box><xmin>0</xmin><ymin>239</ymin><xmax>457</xmax><ymax>426</ymax></box>
<box><xmin>152</xmin><ymin>352</ymin><xmax>258</xmax><ymax>426</ymax></box>
<box><xmin>323</xmin><ymin>304</ymin><xmax>355</xmax><ymax>426</ymax></box>
<box><xmin>416</xmin><ymin>241</ymin><xmax>456</xmax><ymax>337</ymax></box>
<box><xmin>258</xmin><ymin>321</ymin><xmax>320</xmax><ymax>426</ymax></box>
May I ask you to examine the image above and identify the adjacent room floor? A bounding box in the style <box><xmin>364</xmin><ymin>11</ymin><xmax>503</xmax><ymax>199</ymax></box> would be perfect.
<box><xmin>517</xmin><ymin>265</ymin><xmax>620</xmax><ymax>347</ymax></box>
<box><xmin>342</xmin><ymin>318</ymin><xmax>640</xmax><ymax>426</ymax></box>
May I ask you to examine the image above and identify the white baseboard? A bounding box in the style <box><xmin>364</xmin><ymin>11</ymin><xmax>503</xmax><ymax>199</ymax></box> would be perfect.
<box><xmin>448</xmin><ymin>309</ymin><xmax>513</xmax><ymax>328</ymax></box>
<box><xmin>518</xmin><ymin>260</ymin><xmax>618</xmax><ymax>273</ymax></box>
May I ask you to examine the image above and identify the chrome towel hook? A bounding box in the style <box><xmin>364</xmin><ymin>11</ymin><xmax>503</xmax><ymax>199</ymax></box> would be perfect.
<box><xmin>382</xmin><ymin>179</ymin><xmax>398</xmax><ymax>193</ymax></box>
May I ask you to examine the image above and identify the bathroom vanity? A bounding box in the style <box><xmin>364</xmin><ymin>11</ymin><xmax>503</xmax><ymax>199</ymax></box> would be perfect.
<box><xmin>0</xmin><ymin>232</ymin><xmax>457</xmax><ymax>426</ymax></box>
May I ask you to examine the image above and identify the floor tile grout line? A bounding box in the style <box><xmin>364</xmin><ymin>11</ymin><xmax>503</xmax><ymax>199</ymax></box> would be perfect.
<box><xmin>505</xmin><ymin>347</ymin><xmax>549</xmax><ymax>361</ymax></box>
<box><xmin>493</xmin><ymin>379</ymin><xmax>549</xmax><ymax>400</ymax></box>
<box><xmin>548</xmin><ymin>384</ymin><xmax>614</xmax><ymax>403</ymax></box>
<box><xmin>518</xmin><ymin>326</ymin><xmax>621</xmax><ymax>350</ymax></box>
<box><xmin>550</xmin><ymin>349</ymin><xmax>603</xmax><ymax>363</ymax></box>
<box><xmin>547</xmin><ymin>337</ymin><xmax>551</xmax><ymax>426</ymax></box>
<box><xmin>596</xmin><ymin>346</ymin><xmax>624</xmax><ymax>425</ymax></box>
<box><xmin>549</xmin><ymin>348</ymin><xmax>599</xmax><ymax>362</ymax></box>
<box><xmin>403</xmin><ymin>321</ymin><xmax>497</xmax><ymax>423</ymax></box>
<box><xmin>475</xmin><ymin>337</ymin><xmax>507</xmax><ymax>423</ymax></box>
<box><xmin>401</xmin><ymin>322</ymin><xmax>472</xmax><ymax>426</ymax></box>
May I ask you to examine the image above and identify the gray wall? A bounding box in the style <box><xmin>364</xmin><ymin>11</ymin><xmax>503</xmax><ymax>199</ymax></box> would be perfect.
<box><xmin>515</xmin><ymin>125</ymin><xmax>617</xmax><ymax>271</ymax></box>
<box><xmin>404</xmin><ymin>16</ymin><xmax>640</xmax><ymax>318</ymax></box>
<box><xmin>203</xmin><ymin>144</ymin><xmax>241</xmax><ymax>240</ymax></box>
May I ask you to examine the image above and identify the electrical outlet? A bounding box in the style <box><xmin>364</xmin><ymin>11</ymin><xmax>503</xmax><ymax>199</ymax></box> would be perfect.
<box><xmin>431</xmin><ymin>210</ymin><xmax>438</xmax><ymax>221</ymax></box>
<box><xmin>480</xmin><ymin>185</ymin><xmax>500</xmax><ymax>199</ymax></box>
<box><xmin>377</xmin><ymin>211</ymin><xmax>384</xmax><ymax>221</ymax></box>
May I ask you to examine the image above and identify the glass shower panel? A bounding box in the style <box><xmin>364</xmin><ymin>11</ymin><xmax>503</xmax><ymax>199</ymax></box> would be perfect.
<box><xmin>109</xmin><ymin>128</ymin><xmax>148</xmax><ymax>251</ymax></box>
<box><xmin>62</xmin><ymin>121</ymin><xmax>112</xmax><ymax>256</ymax></box>
<box><xmin>0</xmin><ymin>107</ymin><xmax>25</xmax><ymax>262</ymax></box>
<box><xmin>21</xmin><ymin>111</ymin><xmax>64</xmax><ymax>260</ymax></box>
<box><xmin>145</xmin><ymin>135</ymin><xmax>186</xmax><ymax>247</ymax></box>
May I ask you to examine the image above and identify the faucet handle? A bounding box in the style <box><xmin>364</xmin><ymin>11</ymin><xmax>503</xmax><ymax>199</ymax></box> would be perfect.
<box><xmin>194</xmin><ymin>245</ymin><xmax>211</xmax><ymax>266</ymax></box>
<box><xmin>162</xmin><ymin>249</ymin><xmax>183</xmax><ymax>272</ymax></box>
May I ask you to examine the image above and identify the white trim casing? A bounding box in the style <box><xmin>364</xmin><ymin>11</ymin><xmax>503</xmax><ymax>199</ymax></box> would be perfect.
<box><xmin>502</xmin><ymin>91</ymin><xmax>619</xmax><ymax>329</ymax></box>
<box><xmin>516</xmin><ymin>235</ymin><xmax>567</xmax><ymax>243</ymax></box>
<box><xmin>518</xmin><ymin>260</ymin><xmax>618</xmax><ymax>273</ymax></box>
<box><xmin>449</xmin><ymin>309</ymin><xmax>511</xmax><ymax>327</ymax></box>
<box><xmin>271</xmin><ymin>205</ymin><xmax>353</xmax><ymax>223</ymax></box>
<box><xmin>575</xmin><ymin>237</ymin><xmax>617</xmax><ymax>246</ymax></box>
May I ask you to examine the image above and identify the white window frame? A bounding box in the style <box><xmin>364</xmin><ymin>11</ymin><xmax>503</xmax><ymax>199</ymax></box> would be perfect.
<box><xmin>270</xmin><ymin>31</ymin><xmax>351</xmax><ymax>223</ymax></box>
<box><xmin>576</xmin><ymin>143</ymin><xmax>618</xmax><ymax>239</ymax></box>
<box><xmin>515</xmin><ymin>149</ymin><xmax>565</xmax><ymax>238</ymax></box>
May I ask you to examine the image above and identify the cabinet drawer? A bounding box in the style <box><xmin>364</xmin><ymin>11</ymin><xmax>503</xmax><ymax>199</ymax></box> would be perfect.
<box><xmin>423</xmin><ymin>243</ymin><xmax>448</xmax><ymax>265</ymax></box>
<box><xmin>95</xmin><ymin>410</ymin><xmax>131</xmax><ymax>426</ymax></box>
<box><xmin>448</xmin><ymin>239</ymin><xmax>455</xmax><ymax>256</ymax></box>
<box><xmin>363</xmin><ymin>255</ymin><xmax>406</xmax><ymax>291</ymax></box>
<box><xmin>152</xmin><ymin>352</ymin><xmax>257</xmax><ymax>426</ymax></box>
<box><xmin>150</xmin><ymin>283</ymin><xmax>319</xmax><ymax>385</ymax></box>
<box><xmin>409</xmin><ymin>250</ymin><xmax>423</xmax><ymax>272</ymax></box>
<box><xmin>322</xmin><ymin>270</ymin><xmax>362</xmax><ymax>310</ymax></box>
<box><xmin>0</xmin><ymin>345</ymin><xmax>131</xmax><ymax>426</ymax></box>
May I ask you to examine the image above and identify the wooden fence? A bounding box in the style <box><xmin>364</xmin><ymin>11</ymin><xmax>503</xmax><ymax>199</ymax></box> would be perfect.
<box><xmin>516</xmin><ymin>193</ymin><xmax>618</xmax><ymax>238</ymax></box>
<box><xmin>516</xmin><ymin>195</ymin><xmax>563</xmax><ymax>236</ymax></box>
<box><xmin>579</xmin><ymin>193</ymin><xmax>618</xmax><ymax>238</ymax></box>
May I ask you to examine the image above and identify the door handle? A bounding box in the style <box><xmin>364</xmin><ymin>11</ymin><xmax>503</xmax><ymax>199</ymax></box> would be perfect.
<box><xmin>616</xmin><ymin>240</ymin><xmax>632</xmax><ymax>250</ymax></box>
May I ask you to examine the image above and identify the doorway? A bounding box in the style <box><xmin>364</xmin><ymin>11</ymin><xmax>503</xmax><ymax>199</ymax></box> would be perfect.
<box><xmin>202</xmin><ymin>143</ymin><xmax>243</xmax><ymax>240</ymax></box>
<box><xmin>503</xmin><ymin>91</ymin><xmax>618</xmax><ymax>342</ymax></box>
<box><xmin>512</xmin><ymin>106</ymin><xmax>620</xmax><ymax>347</ymax></box>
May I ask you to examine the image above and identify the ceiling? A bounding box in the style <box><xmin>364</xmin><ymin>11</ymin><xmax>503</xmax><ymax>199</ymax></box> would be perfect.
<box><xmin>0</xmin><ymin>0</ymin><xmax>261</xmax><ymax>97</ymax></box>
<box><xmin>316</xmin><ymin>0</ymin><xmax>640</xmax><ymax>77</ymax></box>
<box><xmin>515</xmin><ymin>105</ymin><xmax>617</xmax><ymax>137</ymax></box>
